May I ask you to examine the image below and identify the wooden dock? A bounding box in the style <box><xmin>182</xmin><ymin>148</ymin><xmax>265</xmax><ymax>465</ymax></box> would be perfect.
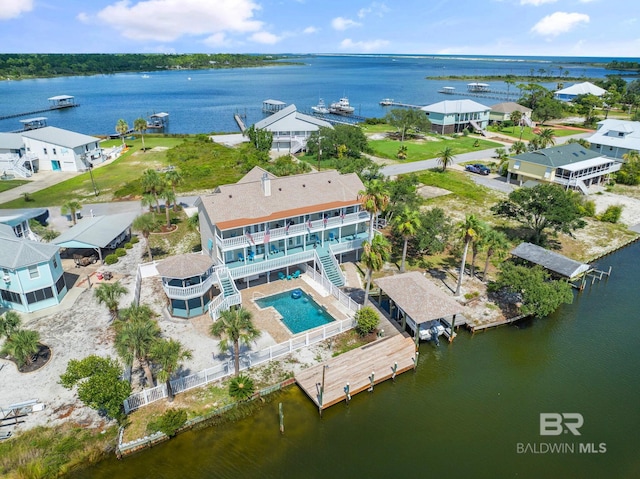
<box><xmin>0</xmin><ymin>103</ymin><xmax>79</xmax><ymax>121</ymax></box>
<box><xmin>295</xmin><ymin>334</ymin><xmax>417</xmax><ymax>412</ymax></box>
<box><xmin>469</xmin><ymin>314</ymin><xmax>528</xmax><ymax>333</ymax></box>
<box><xmin>234</xmin><ymin>113</ymin><xmax>246</xmax><ymax>132</ymax></box>
<box><xmin>379</xmin><ymin>101</ymin><xmax>424</xmax><ymax>109</ymax></box>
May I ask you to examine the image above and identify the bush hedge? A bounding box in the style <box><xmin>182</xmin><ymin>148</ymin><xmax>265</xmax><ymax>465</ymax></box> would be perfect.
<box><xmin>115</xmin><ymin>248</ymin><xmax>127</xmax><ymax>257</ymax></box>
<box><xmin>104</xmin><ymin>254</ymin><xmax>118</xmax><ymax>265</ymax></box>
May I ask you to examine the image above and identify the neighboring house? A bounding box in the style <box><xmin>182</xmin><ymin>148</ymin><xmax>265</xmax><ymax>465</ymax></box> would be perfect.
<box><xmin>506</xmin><ymin>143</ymin><xmax>622</xmax><ymax>194</ymax></box>
<box><xmin>193</xmin><ymin>167</ymin><xmax>368</xmax><ymax>319</ymax></box>
<box><xmin>0</xmin><ymin>207</ymin><xmax>50</xmax><ymax>241</ymax></box>
<box><xmin>489</xmin><ymin>102</ymin><xmax>533</xmax><ymax>125</ymax></box>
<box><xmin>420</xmin><ymin>99</ymin><xmax>491</xmax><ymax>134</ymax></box>
<box><xmin>21</xmin><ymin>126</ymin><xmax>104</xmax><ymax>173</ymax></box>
<box><xmin>586</xmin><ymin>119</ymin><xmax>640</xmax><ymax>160</ymax></box>
<box><xmin>253</xmin><ymin>104</ymin><xmax>332</xmax><ymax>153</ymax></box>
<box><xmin>554</xmin><ymin>82</ymin><xmax>606</xmax><ymax>102</ymax></box>
<box><xmin>0</xmin><ymin>132</ymin><xmax>31</xmax><ymax>178</ymax></box>
<box><xmin>0</xmin><ymin>224</ymin><xmax>67</xmax><ymax>313</ymax></box>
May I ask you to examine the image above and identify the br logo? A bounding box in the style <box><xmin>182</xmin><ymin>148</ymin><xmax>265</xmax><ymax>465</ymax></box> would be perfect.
<box><xmin>540</xmin><ymin>413</ymin><xmax>584</xmax><ymax>436</ymax></box>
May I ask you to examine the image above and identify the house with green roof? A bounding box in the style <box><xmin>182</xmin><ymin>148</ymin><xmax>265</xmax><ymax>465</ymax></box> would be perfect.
<box><xmin>0</xmin><ymin>224</ymin><xmax>67</xmax><ymax>313</ymax></box>
<box><xmin>506</xmin><ymin>143</ymin><xmax>622</xmax><ymax>194</ymax></box>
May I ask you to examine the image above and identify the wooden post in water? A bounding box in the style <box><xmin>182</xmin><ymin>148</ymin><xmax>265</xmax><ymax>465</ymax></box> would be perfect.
<box><xmin>368</xmin><ymin>371</ymin><xmax>375</xmax><ymax>392</ymax></box>
<box><xmin>344</xmin><ymin>383</ymin><xmax>351</xmax><ymax>404</ymax></box>
<box><xmin>391</xmin><ymin>362</ymin><xmax>398</xmax><ymax>381</ymax></box>
<box><xmin>449</xmin><ymin>314</ymin><xmax>457</xmax><ymax>343</ymax></box>
<box><xmin>279</xmin><ymin>402</ymin><xmax>284</xmax><ymax>434</ymax></box>
<box><xmin>413</xmin><ymin>351</ymin><xmax>419</xmax><ymax>370</ymax></box>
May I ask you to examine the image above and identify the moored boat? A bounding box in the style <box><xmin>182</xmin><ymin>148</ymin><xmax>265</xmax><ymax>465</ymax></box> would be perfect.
<box><xmin>311</xmin><ymin>98</ymin><xmax>330</xmax><ymax>114</ymax></box>
<box><xmin>329</xmin><ymin>97</ymin><xmax>355</xmax><ymax>115</ymax></box>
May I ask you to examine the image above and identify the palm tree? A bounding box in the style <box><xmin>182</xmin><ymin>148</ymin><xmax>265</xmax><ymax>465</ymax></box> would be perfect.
<box><xmin>359</xmin><ymin>180</ymin><xmax>390</xmax><ymax>241</ymax></box>
<box><xmin>115</xmin><ymin>318</ymin><xmax>161</xmax><ymax>388</ymax></box>
<box><xmin>133</xmin><ymin>213</ymin><xmax>156</xmax><ymax>261</ymax></box>
<box><xmin>392</xmin><ymin>207</ymin><xmax>421</xmax><ymax>273</ymax></box>
<box><xmin>510</xmin><ymin>110</ymin><xmax>523</xmax><ymax>133</ymax></box>
<box><xmin>141</xmin><ymin>169</ymin><xmax>164</xmax><ymax>213</ymax></box>
<box><xmin>1</xmin><ymin>329</ymin><xmax>40</xmax><ymax>367</ymax></box>
<box><xmin>469</xmin><ymin>220</ymin><xmax>488</xmax><ymax>279</ymax></box>
<box><xmin>150</xmin><ymin>338</ymin><xmax>192</xmax><ymax>401</ymax></box>
<box><xmin>94</xmin><ymin>281</ymin><xmax>128</xmax><ymax>321</ymax></box>
<box><xmin>537</xmin><ymin>128</ymin><xmax>556</xmax><ymax>149</ymax></box>
<box><xmin>210</xmin><ymin>307</ymin><xmax>261</xmax><ymax>376</ymax></box>
<box><xmin>480</xmin><ymin>229</ymin><xmax>510</xmax><ymax>282</ymax></box>
<box><xmin>165</xmin><ymin>170</ymin><xmax>183</xmax><ymax>211</ymax></box>
<box><xmin>0</xmin><ymin>311</ymin><xmax>21</xmax><ymax>340</ymax></box>
<box><xmin>510</xmin><ymin>141</ymin><xmax>527</xmax><ymax>155</ymax></box>
<box><xmin>119</xmin><ymin>302</ymin><xmax>155</xmax><ymax>322</ymax></box>
<box><xmin>115</xmin><ymin>119</ymin><xmax>129</xmax><ymax>146</ymax></box>
<box><xmin>455</xmin><ymin>214</ymin><xmax>480</xmax><ymax>296</ymax></box>
<box><xmin>622</xmin><ymin>150</ymin><xmax>640</xmax><ymax>162</ymax></box>
<box><xmin>133</xmin><ymin>117</ymin><xmax>148</xmax><ymax>152</ymax></box>
<box><xmin>141</xmin><ymin>192</ymin><xmax>157</xmax><ymax>213</ymax></box>
<box><xmin>437</xmin><ymin>146</ymin><xmax>455</xmax><ymax>172</ymax></box>
<box><xmin>160</xmin><ymin>189</ymin><xmax>176</xmax><ymax>229</ymax></box>
<box><xmin>61</xmin><ymin>199</ymin><xmax>82</xmax><ymax>225</ymax></box>
<box><xmin>361</xmin><ymin>234</ymin><xmax>391</xmax><ymax>305</ymax></box>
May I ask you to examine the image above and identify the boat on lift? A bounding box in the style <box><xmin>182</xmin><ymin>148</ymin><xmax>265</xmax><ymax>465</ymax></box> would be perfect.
<box><xmin>311</xmin><ymin>98</ymin><xmax>330</xmax><ymax>114</ymax></box>
<box><xmin>329</xmin><ymin>97</ymin><xmax>355</xmax><ymax>115</ymax></box>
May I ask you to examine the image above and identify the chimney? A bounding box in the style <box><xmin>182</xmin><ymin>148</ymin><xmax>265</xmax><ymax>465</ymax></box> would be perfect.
<box><xmin>261</xmin><ymin>172</ymin><xmax>271</xmax><ymax>197</ymax></box>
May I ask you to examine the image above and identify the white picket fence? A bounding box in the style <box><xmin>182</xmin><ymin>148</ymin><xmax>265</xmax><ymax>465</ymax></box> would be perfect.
<box><xmin>123</xmin><ymin>315</ymin><xmax>356</xmax><ymax>413</ymax></box>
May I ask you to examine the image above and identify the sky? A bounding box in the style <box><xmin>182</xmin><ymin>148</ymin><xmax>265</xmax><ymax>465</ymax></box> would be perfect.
<box><xmin>0</xmin><ymin>0</ymin><xmax>638</xmax><ymax>57</ymax></box>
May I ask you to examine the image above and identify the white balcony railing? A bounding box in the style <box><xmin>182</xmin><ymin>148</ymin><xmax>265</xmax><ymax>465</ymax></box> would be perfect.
<box><xmin>218</xmin><ymin>211</ymin><xmax>369</xmax><ymax>250</ymax></box>
<box><xmin>162</xmin><ymin>273</ymin><xmax>217</xmax><ymax>300</ymax></box>
<box><xmin>229</xmin><ymin>250</ymin><xmax>315</xmax><ymax>280</ymax></box>
<box><xmin>329</xmin><ymin>237</ymin><xmax>364</xmax><ymax>254</ymax></box>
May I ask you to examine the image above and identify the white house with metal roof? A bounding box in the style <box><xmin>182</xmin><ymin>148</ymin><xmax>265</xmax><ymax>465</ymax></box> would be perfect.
<box><xmin>21</xmin><ymin>126</ymin><xmax>104</xmax><ymax>173</ymax></box>
<box><xmin>253</xmin><ymin>104</ymin><xmax>332</xmax><ymax>153</ymax></box>
<box><xmin>421</xmin><ymin>99</ymin><xmax>491</xmax><ymax>134</ymax></box>
<box><xmin>586</xmin><ymin>119</ymin><xmax>640</xmax><ymax>160</ymax></box>
<box><xmin>194</xmin><ymin>167</ymin><xmax>368</xmax><ymax>319</ymax></box>
<box><xmin>0</xmin><ymin>132</ymin><xmax>32</xmax><ymax>178</ymax></box>
<box><xmin>0</xmin><ymin>224</ymin><xmax>67</xmax><ymax>313</ymax></box>
<box><xmin>554</xmin><ymin>81</ymin><xmax>606</xmax><ymax>102</ymax></box>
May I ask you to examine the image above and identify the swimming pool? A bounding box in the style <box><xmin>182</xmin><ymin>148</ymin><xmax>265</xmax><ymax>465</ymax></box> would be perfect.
<box><xmin>256</xmin><ymin>289</ymin><xmax>335</xmax><ymax>334</ymax></box>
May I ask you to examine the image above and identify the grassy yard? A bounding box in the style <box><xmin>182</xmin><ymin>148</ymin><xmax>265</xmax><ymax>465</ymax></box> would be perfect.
<box><xmin>0</xmin><ymin>178</ymin><xmax>29</xmax><ymax>193</ymax></box>
<box><xmin>369</xmin><ymin>135</ymin><xmax>502</xmax><ymax>162</ymax></box>
<box><xmin>486</xmin><ymin>125</ymin><xmax>581</xmax><ymax>142</ymax></box>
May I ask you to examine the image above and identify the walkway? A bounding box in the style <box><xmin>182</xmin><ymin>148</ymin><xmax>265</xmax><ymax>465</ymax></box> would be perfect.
<box><xmin>0</xmin><ymin>171</ymin><xmax>80</xmax><ymax>205</ymax></box>
<box><xmin>295</xmin><ymin>334</ymin><xmax>416</xmax><ymax>411</ymax></box>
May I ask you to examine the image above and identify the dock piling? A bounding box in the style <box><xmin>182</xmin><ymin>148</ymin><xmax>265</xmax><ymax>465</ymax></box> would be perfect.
<box><xmin>368</xmin><ymin>371</ymin><xmax>375</xmax><ymax>392</ymax></box>
<box><xmin>278</xmin><ymin>402</ymin><xmax>284</xmax><ymax>434</ymax></box>
<box><xmin>391</xmin><ymin>362</ymin><xmax>398</xmax><ymax>381</ymax></box>
<box><xmin>344</xmin><ymin>383</ymin><xmax>351</xmax><ymax>404</ymax></box>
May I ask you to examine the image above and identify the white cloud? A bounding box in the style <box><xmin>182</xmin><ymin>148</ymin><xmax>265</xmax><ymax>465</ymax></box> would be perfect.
<box><xmin>96</xmin><ymin>0</ymin><xmax>263</xmax><ymax>42</ymax></box>
<box><xmin>358</xmin><ymin>2</ymin><xmax>389</xmax><ymax>19</ymax></box>
<box><xmin>331</xmin><ymin>17</ymin><xmax>362</xmax><ymax>31</ymax></box>
<box><xmin>339</xmin><ymin>38</ymin><xmax>389</xmax><ymax>52</ymax></box>
<box><xmin>531</xmin><ymin>11</ymin><xmax>590</xmax><ymax>36</ymax></box>
<box><xmin>0</xmin><ymin>0</ymin><xmax>33</xmax><ymax>20</ymax></box>
<box><xmin>76</xmin><ymin>12</ymin><xmax>89</xmax><ymax>23</ymax></box>
<box><xmin>303</xmin><ymin>26</ymin><xmax>319</xmax><ymax>34</ymax></box>
<box><xmin>520</xmin><ymin>0</ymin><xmax>557</xmax><ymax>5</ymax></box>
<box><xmin>578</xmin><ymin>0</ymin><xmax>597</xmax><ymax>3</ymax></box>
<box><xmin>249</xmin><ymin>31</ymin><xmax>281</xmax><ymax>45</ymax></box>
<box><xmin>203</xmin><ymin>33</ymin><xmax>228</xmax><ymax>48</ymax></box>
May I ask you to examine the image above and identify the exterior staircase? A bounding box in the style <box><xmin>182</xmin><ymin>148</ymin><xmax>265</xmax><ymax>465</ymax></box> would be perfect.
<box><xmin>219</xmin><ymin>275</ymin><xmax>237</xmax><ymax>297</ymax></box>
<box><xmin>315</xmin><ymin>247</ymin><xmax>345</xmax><ymax>287</ymax></box>
<box><xmin>209</xmin><ymin>267</ymin><xmax>241</xmax><ymax>320</ymax></box>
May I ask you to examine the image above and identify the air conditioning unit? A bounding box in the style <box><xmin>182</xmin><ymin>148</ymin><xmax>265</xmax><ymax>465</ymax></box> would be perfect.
<box><xmin>2</xmin><ymin>275</ymin><xmax>10</xmax><ymax>283</ymax></box>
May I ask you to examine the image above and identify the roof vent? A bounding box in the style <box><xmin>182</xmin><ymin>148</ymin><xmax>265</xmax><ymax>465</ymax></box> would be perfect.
<box><xmin>229</xmin><ymin>194</ymin><xmax>232</xmax><ymax>198</ymax></box>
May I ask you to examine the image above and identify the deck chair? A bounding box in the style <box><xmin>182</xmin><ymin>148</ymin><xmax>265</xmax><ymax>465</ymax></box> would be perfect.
<box><xmin>329</xmin><ymin>232</ymin><xmax>335</xmax><ymax>242</ymax></box>
<box><xmin>292</xmin><ymin>270</ymin><xmax>301</xmax><ymax>279</ymax></box>
<box><xmin>248</xmin><ymin>251</ymin><xmax>255</xmax><ymax>261</ymax></box>
<box><xmin>237</xmin><ymin>252</ymin><xmax>244</xmax><ymax>262</ymax></box>
<box><xmin>278</xmin><ymin>272</ymin><xmax>286</xmax><ymax>280</ymax></box>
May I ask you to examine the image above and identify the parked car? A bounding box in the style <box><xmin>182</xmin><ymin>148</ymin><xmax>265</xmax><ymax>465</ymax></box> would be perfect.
<box><xmin>465</xmin><ymin>164</ymin><xmax>490</xmax><ymax>175</ymax></box>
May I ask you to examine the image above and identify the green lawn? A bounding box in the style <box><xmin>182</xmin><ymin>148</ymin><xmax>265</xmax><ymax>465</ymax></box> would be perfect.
<box><xmin>415</xmin><ymin>168</ymin><xmax>497</xmax><ymax>204</ymax></box>
<box><xmin>0</xmin><ymin>179</ymin><xmax>29</xmax><ymax>193</ymax></box>
<box><xmin>369</xmin><ymin>136</ymin><xmax>502</xmax><ymax>162</ymax></box>
<box><xmin>486</xmin><ymin>126</ymin><xmax>579</xmax><ymax>142</ymax></box>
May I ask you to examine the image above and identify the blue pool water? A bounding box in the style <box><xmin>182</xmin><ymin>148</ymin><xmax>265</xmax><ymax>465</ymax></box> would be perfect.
<box><xmin>256</xmin><ymin>289</ymin><xmax>335</xmax><ymax>334</ymax></box>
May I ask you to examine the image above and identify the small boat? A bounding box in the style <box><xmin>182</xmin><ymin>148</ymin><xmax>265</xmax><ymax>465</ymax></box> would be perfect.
<box><xmin>379</xmin><ymin>98</ymin><xmax>394</xmax><ymax>106</ymax></box>
<box><xmin>329</xmin><ymin>97</ymin><xmax>355</xmax><ymax>115</ymax></box>
<box><xmin>311</xmin><ymin>98</ymin><xmax>330</xmax><ymax>114</ymax></box>
<box><xmin>141</xmin><ymin>74</ymin><xmax>150</xmax><ymax>79</ymax></box>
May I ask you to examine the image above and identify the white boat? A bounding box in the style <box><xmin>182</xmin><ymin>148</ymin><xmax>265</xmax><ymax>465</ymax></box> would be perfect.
<box><xmin>329</xmin><ymin>97</ymin><xmax>355</xmax><ymax>115</ymax></box>
<box><xmin>379</xmin><ymin>98</ymin><xmax>394</xmax><ymax>106</ymax></box>
<box><xmin>419</xmin><ymin>323</ymin><xmax>445</xmax><ymax>341</ymax></box>
<box><xmin>311</xmin><ymin>98</ymin><xmax>330</xmax><ymax>114</ymax></box>
<box><xmin>141</xmin><ymin>74</ymin><xmax>150</xmax><ymax>79</ymax></box>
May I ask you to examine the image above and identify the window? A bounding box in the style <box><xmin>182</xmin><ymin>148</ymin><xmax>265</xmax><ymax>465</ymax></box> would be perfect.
<box><xmin>55</xmin><ymin>275</ymin><xmax>66</xmax><ymax>295</ymax></box>
<box><xmin>1</xmin><ymin>289</ymin><xmax>22</xmax><ymax>304</ymax></box>
<box><xmin>26</xmin><ymin>287</ymin><xmax>54</xmax><ymax>304</ymax></box>
<box><xmin>53</xmin><ymin>257</ymin><xmax>58</xmax><ymax>269</ymax></box>
<box><xmin>513</xmin><ymin>160</ymin><xmax>521</xmax><ymax>170</ymax></box>
<box><xmin>53</xmin><ymin>148</ymin><xmax>57</xmax><ymax>155</ymax></box>
<box><xmin>28</xmin><ymin>265</ymin><xmax>39</xmax><ymax>279</ymax></box>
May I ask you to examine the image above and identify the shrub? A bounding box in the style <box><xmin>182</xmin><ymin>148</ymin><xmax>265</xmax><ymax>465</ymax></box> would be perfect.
<box><xmin>130</xmin><ymin>236</ymin><xmax>140</xmax><ymax>244</ymax></box>
<box><xmin>354</xmin><ymin>306</ymin><xmax>379</xmax><ymax>336</ymax></box>
<box><xmin>124</xmin><ymin>242</ymin><xmax>133</xmax><ymax>249</ymax></box>
<box><xmin>228</xmin><ymin>375</ymin><xmax>255</xmax><ymax>401</ymax></box>
<box><xmin>599</xmin><ymin>205</ymin><xmax>623</xmax><ymax>223</ymax></box>
<box><xmin>104</xmin><ymin>254</ymin><xmax>118</xmax><ymax>265</ymax></box>
<box><xmin>115</xmin><ymin>248</ymin><xmax>127</xmax><ymax>257</ymax></box>
<box><xmin>148</xmin><ymin>409</ymin><xmax>187</xmax><ymax>438</ymax></box>
<box><xmin>579</xmin><ymin>200</ymin><xmax>596</xmax><ymax>217</ymax></box>
<box><xmin>462</xmin><ymin>128</ymin><xmax>470</xmax><ymax>136</ymax></box>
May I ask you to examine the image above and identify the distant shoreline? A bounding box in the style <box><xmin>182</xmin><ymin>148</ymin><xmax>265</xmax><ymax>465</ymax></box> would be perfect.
<box><xmin>425</xmin><ymin>74</ymin><xmax>638</xmax><ymax>82</ymax></box>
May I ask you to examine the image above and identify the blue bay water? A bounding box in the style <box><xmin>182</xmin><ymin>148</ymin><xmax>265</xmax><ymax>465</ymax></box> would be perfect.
<box><xmin>1</xmin><ymin>54</ymin><xmax>637</xmax><ymax>136</ymax></box>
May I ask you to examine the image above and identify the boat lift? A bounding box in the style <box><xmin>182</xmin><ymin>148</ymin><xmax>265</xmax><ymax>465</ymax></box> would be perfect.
<box><xmin>1</xmin><ymin>399</ymin><xmax>46</xmax><ymax>437</ymax></box>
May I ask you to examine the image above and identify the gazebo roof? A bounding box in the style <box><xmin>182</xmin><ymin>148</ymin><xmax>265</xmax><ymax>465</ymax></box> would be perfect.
<box><xmin>375</xmin><ymin>271</ymin><xmax>464</xmax><ymax>324</ymax></box>
<box><xmin>156</xmin><ymin>254</ymin><xmax>214</xmax><ymax>279</ymax></box>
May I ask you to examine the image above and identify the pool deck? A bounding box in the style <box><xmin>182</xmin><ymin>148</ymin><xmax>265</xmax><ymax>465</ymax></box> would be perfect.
<box><xmin>295</xmin><ymin>334</ymin><xmax>417</xmax><ymax>412</ymax></box>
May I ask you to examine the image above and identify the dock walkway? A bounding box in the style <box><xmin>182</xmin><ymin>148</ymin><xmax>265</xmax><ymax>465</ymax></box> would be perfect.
<box><xmin>295</xmin><ymin>334</ymin><xmax>416</xmax><ymax>412</ymax></box>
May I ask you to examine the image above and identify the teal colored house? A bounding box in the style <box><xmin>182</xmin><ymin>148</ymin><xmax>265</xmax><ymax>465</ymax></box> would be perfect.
<box><xmin>421</xmin><ymin>99</ymin><xmax>491</xmax><ymax>134</ymax></box>
<box><xmin>0</xmin><ymin>224</ymin><xmax>67</xmax><ymax>313</ymax></box>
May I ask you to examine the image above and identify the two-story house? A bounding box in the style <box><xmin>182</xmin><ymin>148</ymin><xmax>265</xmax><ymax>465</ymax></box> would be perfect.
<box><xmin>0</xmin><ymin>224</ymin><xmax>67</xmax><ymax>313</ymax></box>
<box><xmin>21</xmin><ymin>126</ymin><xmax>104</xmax><ymax>173</ymax></box>
<box><xmin>506</xmin><ymin>143</ymin><xmax>622</xmax><ymax>194</ymax></box>
<box><xmin>586</xmin><ymin>119</ymin><xmax>640</xmax><ymax>160</ymax></box>
<box><xmin>163</xmin><ymin>168</ymin><xmax>368</xmax><ymax>319</ymax></box>
<box><xmin>421</xmin><ymin>99</ymin><xmax>491</xmax><ymax>134</ymax></box>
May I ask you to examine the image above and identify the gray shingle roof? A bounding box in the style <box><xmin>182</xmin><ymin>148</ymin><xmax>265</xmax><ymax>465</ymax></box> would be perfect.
<box><xmin>375</xmin><ymin>271</ymin><xmax>464</xmax><ymax>324</ymax></box>
<box><xmin>510</xmin><ymin>242</ymin><xmax>590</xmax><ymax>279</ymax></box>
<box><xmin>21</xmin><ymin>126</ymin><xmax>99</xmax><ymax>149</ymax></box>
<box><xmin>490</xmin><ymin>102</ymin><xmax>532</xmax><ymax>114</ymax></box>
<box><xmin>0</xmin><ymin>236</ymin><xmax>59</xmax><ymax>270</ymax></box>
<box><xmin>512</xmin><ymin>143</ymin><xmax>602</xmax><ymax>168</ymax></box>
